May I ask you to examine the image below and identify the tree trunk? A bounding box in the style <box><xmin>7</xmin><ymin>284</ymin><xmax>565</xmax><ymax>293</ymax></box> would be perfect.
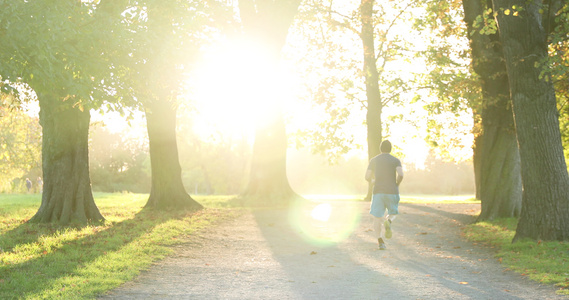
<box><xmin>476</xmin><ymin>114</ymin><xmax>522</xmax><ymax>220</ymax></box>
<box><xmin>238</xmin><ymin>0</ymin><xmax>302</xmax><ymax>205</ymax></box>
<box><xmin>144</xmin><ymin>101</ymin><xmax>202</xmax><ymax>210</ymax></box>
<box><xmin>29</xmin><ymin>93</ymin><xmax>104</xmax><ymax>224</ymax></box>
<box><xmin>493</xmin><ymin>0</ymin><xmax>569</xmax><ymax>241</ymax></box>
<box><xmin>463</xmin><ymin>0</ymin><xmax>522</xmax><ymax>220</ymax></box>
<box><xmin>361</xmin><ymin>0</ymin><xmax>383</xmax><ymax>201</ymax></box>
<box><xmin>472</xmin><ymin>116</ymin><xmax>482</xmax><ymax>200</ymax></box>
<box><xmin>242</xmin><ymin>107</ymin><xmax>298</xmax><ymax>203</ymax></box>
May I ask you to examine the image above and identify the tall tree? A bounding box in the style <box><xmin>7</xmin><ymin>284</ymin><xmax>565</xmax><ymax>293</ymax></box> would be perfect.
<box><xmin>145</xmin><ymin>100</ymin><xmax>200</xmax><ymax>210</ymax></box>
<box><xmin>119</xmin><ymin>1</ymin><xmax>228</xmax><ymax>210</ymax></box>
<box><xmin>291</xmin><ymin>0</ymin><xmax>419</xmax><ymax>199</ymax></box>
<box><xmin>360</xmin><ymin>0</ymin><xmax>418</xmax><ymax>199</ymax></box>
<box><xmin>238</xmin><ymin>0</ymin><xmax>302</xmax><ymax>205</ymax></box>
<box><xmin>139</xmin><ymin>3</ymin><xmax>201</xmax><ymax>210</ymax></box>
<box><xmin>462</xmin><ymin>0</ymin><xmax>521</xmax><ymax>220</ymax></box>
<box><xmin>417</xmin><ymin>0</ymin><xmax>523</xmax><ymax>219</ymax></box>
<box><xmin>361</xmin><ymin>0</ymin><xmax>382</xmax><ymax>165</ymax></box>
<box><xmin>0</xmin><ymin>1</ymin><xmax>128</xmax><ymax>223</ymax></box>
<box><xmin>492</xmin><ymin>0</ymin><xmax>569</xmax><ymax>241</ymax></box>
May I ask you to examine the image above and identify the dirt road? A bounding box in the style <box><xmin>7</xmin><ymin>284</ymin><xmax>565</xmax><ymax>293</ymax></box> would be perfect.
<box><xmin>100</xmin><ymin>202</ymin><xmax>565</xmax><ymax>299</ymax></box>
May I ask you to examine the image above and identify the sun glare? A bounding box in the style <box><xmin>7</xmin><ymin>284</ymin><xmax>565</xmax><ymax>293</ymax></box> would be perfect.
<box><xmin>310</xmin><ymin>203</ymin><xmax>332</xmax><ymax>222</ymax></box>
<box><xmin>289</xmin><ymin>200</ymin><xmax>361</xmax><ymax>246</ymax></box>
<box><xmin>185</xmin><ymin>38</ymin><xmax>298</xmax><ymax>141</ymax></box>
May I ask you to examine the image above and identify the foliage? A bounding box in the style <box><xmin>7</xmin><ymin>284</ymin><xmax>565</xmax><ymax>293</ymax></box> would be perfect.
<box><xmin>546</xmin><ymin>3</ymin><xmax>569</xmax><ymax>161</ymax></box>
<box><xmin>89</xmin><ymin>124</ymin><xmax>151</xmax><ymax>193</ymax></box>
<box><xmin>464</xmin><ymin>218</ymin><xmax>569</xmax><ymax>295</ymax></box>
<box><xmin>289</xmin><ymin>0</ymin><xmax>423</xmax><ymax>162</ymax></box>
<box><xmin>116</xmin><ymin>0</ymin><xmax>232</xmax><ymax>107</ymax></box>
<box><xmin>0</xmin><ymin>193</ymin><xmax>237</xmax><ymax>299</ymax></box>
<box><xmin>414</xmin><ymin>0</ymin><xmax>480</xmax><ymax>161</ymax></box>
<box><xmin>0</xmin><ymin>107</ymin><xmax>42</xmax><ymax>192</ymax></box>
<box><xmin>0</xmin><ymin>1</ymin><xmax>129</xmax><ymax>109</ymax></box>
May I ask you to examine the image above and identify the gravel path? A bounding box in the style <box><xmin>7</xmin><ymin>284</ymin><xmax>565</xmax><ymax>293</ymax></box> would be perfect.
<box><xmin>100</xmin><ymin>202</ymin><xmax>565</xmax><ymax>299</ymax></box>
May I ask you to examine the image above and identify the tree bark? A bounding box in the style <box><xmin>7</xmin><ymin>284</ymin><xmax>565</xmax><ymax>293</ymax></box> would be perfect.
<box><xmin>493</xmin><ymin>0</ymin><xmax>569</xmax><ymax>241</ymax></box>
<box><xmin>239</xmin><ymin>0</ymin><xmax>302</xmax><ymax>205</ymax></box>
<box><xmin>144</xmin><ymin>101</ymin><xmax>202</xmax><ymax>210</ymax></box>
<box><xmin>472</xmin><ymin>116</ymin><xmax>482</xmax><ymax>200</ymax></box>
<box><xmin>242</xmin><ymin>107</ymin><xmax>298</xmax><ymax>203</ymax></box>
<box><xmin>361</xmin><ymin>0</ymin><xmax>383</xmax><ymax>201</ymax></box>
<box><xmin>463</xmin><ymin>0</ymin><xmax>521</xmax><ymax>220</ymax></box>
<box><xmin>29</xmin><ymin>93</ymin><xmax>104</xmax><ymax>224</ymax></box>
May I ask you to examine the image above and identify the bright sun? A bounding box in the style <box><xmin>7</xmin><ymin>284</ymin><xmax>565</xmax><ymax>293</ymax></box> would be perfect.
<box><xmin>184</xmin><ymin>37</ymin><xmax>298</xmax><ymax>141</ymax></box>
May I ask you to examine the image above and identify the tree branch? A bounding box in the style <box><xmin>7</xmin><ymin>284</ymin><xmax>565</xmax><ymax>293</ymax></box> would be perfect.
<box><xmin>375</xmin><ymin>1</ymin><xmax>414</xmax><ymax>63</ymax></box>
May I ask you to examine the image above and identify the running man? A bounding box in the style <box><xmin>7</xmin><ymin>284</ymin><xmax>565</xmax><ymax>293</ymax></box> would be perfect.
<box><xmin>365</xmin><ymin>140</ymin><xmax>404</xmax><ymax>250</ymax></box>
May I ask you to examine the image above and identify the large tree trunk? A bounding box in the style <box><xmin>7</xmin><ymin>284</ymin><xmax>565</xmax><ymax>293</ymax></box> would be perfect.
<box><xmin>361</xmin><ymin>0</ymin><xmax>383</xmax><ymax>201</ymax></box>
<box><xmin>242</xmin><ymin>107</ymin><xmax>298</xmax><ymax>203</ymax></box>
<box><xmin>493</xmin><ymin>0</ymin><xmax>569</xmax><ymax>241</ymax></box>
<box><xmin>463</xmin><ymin>0</ymin><xmax>522</xmax><ymax>220</ymax></box>
<box><xmin>29</xmin><ymin>93</ymin><xmax>104</xmax><ymax>224</ymax></box>
<box><xmin>144</xmin><ymin>101</ymin><xmax>202</xmax><ymax>210</ymax></box>
<box><xmin>238</xmin><ymin>0</ymin><xmax>302</xmax><ymax>205</ymax></box>
<box><xmin>476</xmin><ymin>110</ymin><xmax>522</xmax><ymax>220</ymax></box>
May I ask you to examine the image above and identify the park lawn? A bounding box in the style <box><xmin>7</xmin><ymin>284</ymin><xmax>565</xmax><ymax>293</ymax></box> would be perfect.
<box><xmin>464</xmin><ymin>218</ymin><xmax>569</xmax><ymax>295</ymax></box>
<box><xmin>0</xmin><ymin>193</ymin><xmax>238</xmax><ymax>299</ymax></box>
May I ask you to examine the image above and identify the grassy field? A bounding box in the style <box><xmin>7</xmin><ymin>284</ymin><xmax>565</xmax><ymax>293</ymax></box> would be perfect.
<box><xmin>1</xmin><ymin>193</ymin><xmax>567</xmax><ymax>298</ymax></box>
<box><xmin>464</xmin><ymin>218</ymin><xmax>569</xmax><ymax>295</ymax></box>
<box><xmin>0</xmin><ymin>193</ymin><xmax>238</xmax><ymax>299</ymax></box>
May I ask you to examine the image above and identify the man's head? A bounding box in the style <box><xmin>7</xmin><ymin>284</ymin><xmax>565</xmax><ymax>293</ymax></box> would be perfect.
<box><xmin>380</xmin><ymin>140</ymin><xmax>392</xmax><ymax>153</ymax></box>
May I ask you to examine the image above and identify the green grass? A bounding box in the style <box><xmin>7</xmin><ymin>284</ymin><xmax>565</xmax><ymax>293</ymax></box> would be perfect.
<box><xmin>464</xmin><ymin>218</ymin><xmax>569</xmax><ymax>295</ymax></box>
<box><xmin>0</xmin><ymin>193</ymin><xmax>238</xmax><ymax>299</ymax></box>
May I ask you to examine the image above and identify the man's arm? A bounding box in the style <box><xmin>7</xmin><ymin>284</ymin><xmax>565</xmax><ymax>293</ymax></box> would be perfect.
<box><xmin>365</xmin><ymin>169</ymin><xmax>373</xmax><ymax>182</ymax></box>
<box><xmin>396</xmin><ymin>166</ymin><xmax>404</xmax><ymax>186</ymax></box>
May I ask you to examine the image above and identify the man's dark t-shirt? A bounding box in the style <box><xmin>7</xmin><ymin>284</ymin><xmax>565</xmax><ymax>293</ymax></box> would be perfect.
<box><xmin>367</xmin><ymin>153</ymin><xmax>401</xmax><ymax>195</ymax></box>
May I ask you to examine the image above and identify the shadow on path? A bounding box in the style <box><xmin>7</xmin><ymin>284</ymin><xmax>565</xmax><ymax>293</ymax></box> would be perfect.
<box><xmin>99</xmin><ymin>202</ymin><xmax>566</xmax><ymax>299</ymax></box>
<box><xmin>252</xmin><ymin>201</ymin><xmax>408</xmax><ymax>299</ymax></box>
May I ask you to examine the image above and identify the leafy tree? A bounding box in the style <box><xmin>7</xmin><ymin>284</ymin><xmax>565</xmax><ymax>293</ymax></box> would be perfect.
<box><xmin>291</xmin><ymin>0</ymin><xmax>421</xmax><ymax>199</ymax></box>
<box><xmin>112</xmin><ymin>0</ymin><xmax>231</xmax><ymax>210</ymax></box>
<box><xmin>492</xmin><ymin>0</ymin><xmax>569</xmax><ymax>241</ymax></box>
<box><xmin>360</xmin><ymin>0</ymin><xmax>421</xmax><ymax>199</ymax></box>
<box><xmin>0</xmin><ymin>1</ymin><xmax>130</xmax><ymax>223</ymax></box>
<box><xmin>360</xmin><ymin>0</ymin><xmax>417</xmax><ymax>162</ymax></box>
<box><xmin>548</xmin><ymin>5</ymin><xmax>569</xmax><ymax>161</ymax></box>
<box><xmin>237</xmin><ymin>0</ymin><xmax>303</xmax><ymax>205</ymax></box>
<box><xmin>0</xmin><ymin>105</ymin><xmax>42</xmax><ymax>192</ymax></box>
<box><xmin>416</xmin><ymin>0</ymin><xmax>522</xmax><ymax>220</ymax></box>
<box><xmin>89</xmin><ymin>124</ymin><xmax>151</xmax><ymax>193</ymax></box>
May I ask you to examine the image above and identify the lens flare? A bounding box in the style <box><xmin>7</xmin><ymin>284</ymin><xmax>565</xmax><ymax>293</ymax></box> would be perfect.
<box><xmin>311</xmin><ymin>203</ymin><xmax>332</xmax><ymax>222</ymax></box>
<box><xmin>289</xmin><ymin>200</ymin><xmax>361</xmax><ymax>247</ymax></box>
